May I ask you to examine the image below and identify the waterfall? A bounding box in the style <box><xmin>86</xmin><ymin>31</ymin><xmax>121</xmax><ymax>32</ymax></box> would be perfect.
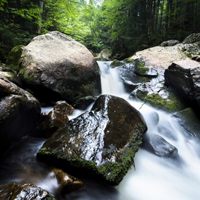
<box><xmin>98</xmin><ymin>61</ymin><xmax>200</xmax><ymax>200</ymax></box>
<box><xmin>1</xmin><ymin>61</ymin><xmax>200</xmax><ymax>200</ymax></box>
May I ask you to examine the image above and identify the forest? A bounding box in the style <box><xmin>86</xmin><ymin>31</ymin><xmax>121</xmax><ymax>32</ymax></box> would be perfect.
<box><xmin>0</xmin><ymin>0</ymin><xmax>200</xmax><ymax>62</ymax></box>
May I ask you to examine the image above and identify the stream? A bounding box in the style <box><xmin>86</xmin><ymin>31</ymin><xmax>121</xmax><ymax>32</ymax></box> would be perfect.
<box><xmin>0</xmin><ymin>61</ymin><xmax>200</xmax><ymax>200</ymax></box>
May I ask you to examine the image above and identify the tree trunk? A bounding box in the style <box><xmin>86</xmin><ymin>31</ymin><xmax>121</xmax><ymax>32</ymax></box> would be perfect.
<box><xmin>38</xmin><ymin>0</ymin><xmax>44</xmax><ymax>34</ymax></box>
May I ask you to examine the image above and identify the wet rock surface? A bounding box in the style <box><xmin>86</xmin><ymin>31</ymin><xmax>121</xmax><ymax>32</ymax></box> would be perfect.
<box><xmin>39</xmin><ymin>101</ymin><xmax>74</xmax><ymax>137</ymax></box>
<box><xmin>142</xmin><ymin>133</ymin><xmax>177</xmax><ymax>158</ymax></box>
<box><xmin>130</xmin><ymin>74</ymin><xmax>187</xmax><ymax>112</ymax></box>
<box><xmin>52</xmin><ymin>168</ymin><xmax>84</xmax><ymax>194</ymax></box>
<box><xmin>37</xmin><ymin>95</ymin><xmax>147</xmax><ymax>185</ymax></box>
<box><xmin>165</xmin><ymin>59</ymin><xmax>200</xmax><ymax>112</ymax></box>
<box><xmin>19</xmin><ymin>31</ymin><xmax>101</xmax><ymax>105</ymax></box>
<box><xmin>0</xmin><ymin>74</ymin><xmax>41</xmax><ymax>155</ymax></box>
<box><xmin>173</xmin><ymin>107</ymin><xmax>200</xmax><ymax>139</ymax></box>
<box><xmin>0</xmin><ymin>183</ymin><xmax>56</xmax><ymax>200</ymax></box>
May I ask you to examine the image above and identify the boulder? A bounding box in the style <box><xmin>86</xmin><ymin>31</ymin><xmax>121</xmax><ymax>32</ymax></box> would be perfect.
<box><xmin>160</xmin><ymin>40</ymin><xmax>180</xmax><ymax>47</ymax></box>
<box><xmin>96</xmin><ymin>49</ymin><xmax>112</xmax><ymax>61</ymax></box>
<box><xmin>0</xmin><ymin>183</ymin><xmax>56</xmax><ymax>200</ymax></box>
<box><xmin>37</xmin><ymin>95</ymin><xmax>147</xmax><ymax>185</ymax></box>
<box><xmin>164</xmin><ymin>59</ymin><xmax>200</xmax><ymax>112</ymax></box>
<box><xmin>119</xmin><ymin>62</ymin><xmax>151</xmax><ymax>93</ymax></box>
<box><xmin>142</xmin><ymin>133</ymin><xmax>177</xmax><ymax>157</ymax></box>
<box><xmin>39</xmin><ymin>101</ymin><xmax>74</xmax><ymax>137</ymax></box>
<box><xmin>0</xmin><ymin>74</ymin><xmax>41</xmax><ymax>154</ymax></box>
<box><xmin>19</xmin><ymin>31</ymin><xmax>101</xmax><ymax>105</ymax></box>
<box><xmin>74</xmin><ymin>96</ymin><xmax>97</xmax><ymax>110</ymax></box>
<box><xmin>182</xmin><ymin>33</ymin><xmax>200</xmax><ymax>44</ymax></box>
<box><xmin>52</xmin><ymin>168</ymin><xmax>84</xmax><ymax>194</ymax></box>
<box><xmin>180</xmin><ymin>42</ymin><xmax>200</xmax><ymax>60</ymax></box>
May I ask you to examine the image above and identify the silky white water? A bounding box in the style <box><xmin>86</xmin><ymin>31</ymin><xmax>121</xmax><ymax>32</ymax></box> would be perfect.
<box><xmin>1</xmin><ymin>61</ymin><xmax>200</xmax><ymax>200</ymax></box>
<box><xmin>98</xmin><ymin>61</ymin><xmax>200</xmax><ymax>200</ymax></box>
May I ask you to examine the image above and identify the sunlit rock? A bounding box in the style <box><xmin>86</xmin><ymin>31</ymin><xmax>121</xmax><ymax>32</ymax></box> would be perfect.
<box><xmin>19</xmin><ymin>31</ymin><xmax>101</xmax><ymax>105</ymax></box>
<box><xmin>37</xmin><ymin>95</ymin><xmax>147</xmax><ymax>185</ymax></box>
<box><xmin>96</xmin><ymin>49</ymin><xmax>112</xmax><ymax>61</ymax></box>
<box><xmin>0</xmin><ymin>183</ymin><xmax>56</xmax><ymax>200</ymax></box>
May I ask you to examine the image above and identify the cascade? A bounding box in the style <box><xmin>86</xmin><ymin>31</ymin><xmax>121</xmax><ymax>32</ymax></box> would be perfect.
<box><xmin>0</xmin><ymin>61</ymin><xmax>200</xmax><ymax>200</ymax></box>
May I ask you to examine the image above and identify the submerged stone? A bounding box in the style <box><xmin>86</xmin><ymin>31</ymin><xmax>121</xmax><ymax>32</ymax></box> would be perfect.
<box><xmin>173</xmin><ymin>107</ymin><xmax>200</xmax><ymax>139</ymax></box>
<box><xmin>37</xmin><ymin>95</ymin><xmax>147</xmax><ymax>185</ymax></box>
<box><xmin>142</xmin><ymin>133</ymin><xmax>177</xmax><ymax>158</ymax></box>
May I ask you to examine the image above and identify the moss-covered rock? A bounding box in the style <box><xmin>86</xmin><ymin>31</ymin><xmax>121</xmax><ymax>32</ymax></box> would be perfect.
<box><xmin>110</xmin><ymin>59</ymin><xmax>124</xmax><ymax>67</ymax></box>
<box><xmin>37</xmin><ymin>95</ymin><xmax>147</xmax><ymax>185</ymax></box>
<box><xmin>134</xmin><ymin>59</ymin><xmax>158</xmax><ymax>77</ymax></box>
<box><xmin>5</xmin><ymin>45</ymin><xmax>24</xmax><ymax>72</ymax></box>
<box><xmin>131</xmin><ymin>81</ymin><xmax>187</xmax><ymax>113</ymax></box>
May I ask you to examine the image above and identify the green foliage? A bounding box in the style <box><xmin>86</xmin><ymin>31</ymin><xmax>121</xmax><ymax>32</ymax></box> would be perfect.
<box><xmin>0</xmin><ymin>0</ymin><xmax>200</xmax><ymax>61</ymax></box>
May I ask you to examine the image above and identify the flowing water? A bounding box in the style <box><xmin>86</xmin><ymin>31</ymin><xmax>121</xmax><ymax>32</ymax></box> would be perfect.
<box><xmin>1</xmin><ymin>61</ymin><xmax>200</xmax><ymax>200</ymax></box>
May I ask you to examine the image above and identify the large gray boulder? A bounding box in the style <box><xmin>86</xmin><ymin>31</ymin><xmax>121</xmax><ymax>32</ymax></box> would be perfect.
<box><xmin>0</xmin><ymin>73</ymin><xmax>41</xmax><ymax>154</ymax></box>
<box><xmin>37</xmin><ymin>95</ymin><xmax>147</xmax><ymax>185</ymax></box>
<box><xmin>164</xmin><ymin>59</ymin><xmax>200</xmax><ymax>112</ymax></box>
<box><xmin>19</xmin><ymin>31</ymin><xmax>101</xmax><ymax>105</ymax></box>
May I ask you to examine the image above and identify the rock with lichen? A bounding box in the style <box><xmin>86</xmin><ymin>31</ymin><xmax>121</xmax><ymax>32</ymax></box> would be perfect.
<box><xmin>37</xmin><ymin>95</ymin><xmax>147</xmax><ymax>185</ymax></box>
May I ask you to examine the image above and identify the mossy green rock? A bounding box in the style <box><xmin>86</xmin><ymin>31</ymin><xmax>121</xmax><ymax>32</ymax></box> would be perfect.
<box><xmin>0</xmin><ymin>183</ymin><xmax>56</xmax><ymax>200</ymax></box>
<box><xmin>134</xmin><ymin>59</ymin><xmax>158</xmax><ymax>77</ymax></box>
<box><xmin>6</xmin><ymin>45</ymin><xmax>24</xmax><ymax>72</ymax></box>
<box><xmin>131</xmin><ymin>81</ymin><xmax>187</xmax><ymax>113</ymax></box>
<box><xmin>37</xmin><ymin>95</ymin><xmax>147</xmax><ymax>185</ymax></box>
<box><xmin>110</xmin><ymin>59</ymin><xmax>124</xmax><ymax>67</ymax></box>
